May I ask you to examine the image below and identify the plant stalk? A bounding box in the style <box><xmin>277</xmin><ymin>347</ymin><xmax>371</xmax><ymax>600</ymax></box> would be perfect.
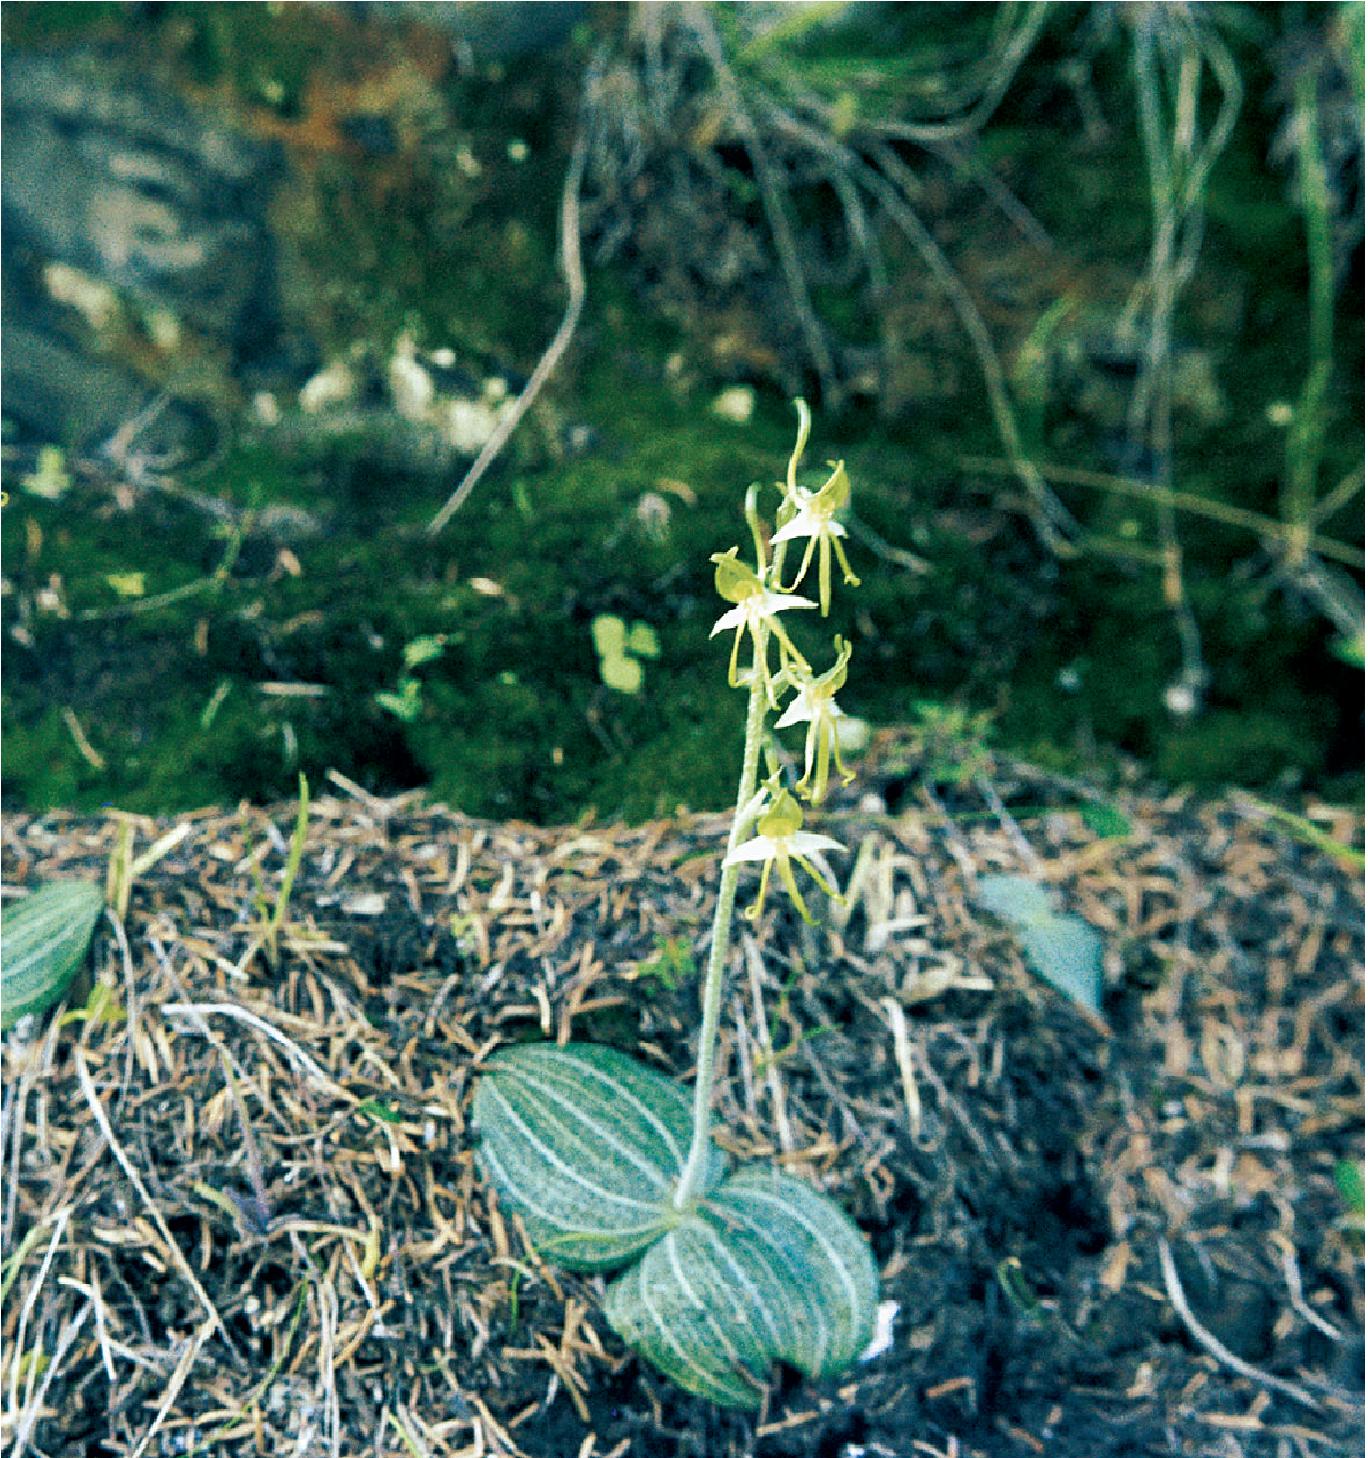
<box><xmin>675</xmin><ymin>645</ymin><xmax>769</xmax><ymax>1207</ymax></box>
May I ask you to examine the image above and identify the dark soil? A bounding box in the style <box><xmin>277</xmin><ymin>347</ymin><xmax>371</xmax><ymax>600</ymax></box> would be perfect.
<box><xmin>1</xmin><ymin>739</ymin><xmax>1362</xmax><ymax>1456</ymax></box>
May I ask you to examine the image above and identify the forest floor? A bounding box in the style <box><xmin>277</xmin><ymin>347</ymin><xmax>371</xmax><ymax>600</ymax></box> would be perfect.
<box><xmin>1</xmin><ymin>735</ymin><xmax>1363</xmax><ymax>1458</ymax></box>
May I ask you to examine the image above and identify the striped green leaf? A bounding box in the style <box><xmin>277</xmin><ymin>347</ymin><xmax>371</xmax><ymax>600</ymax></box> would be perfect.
<box><xmin>604</xmin><ymin>1166</ymin><xmax>878</xmax><ymax>1409</ymax></box>
<box><xmin>2</xmin><ymin>881</ymin><xmax>104</xmax><ymax>1030</ymax></box>
<box><xmin>473</xmin><ymin>1042</ymin><xmax>726</xmax><ymax>1271</ymax></box>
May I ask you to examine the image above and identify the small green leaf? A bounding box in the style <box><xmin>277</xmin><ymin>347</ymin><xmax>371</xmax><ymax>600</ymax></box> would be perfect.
<box><xmin>357</xmin><ymin>1099</ymin><xmax>405</xmax><ymax>1125</ymax></box>
<box><xmin>2</xmin><ymin>882</ymin><xmax>104</xmax><ymax>1030</ymax></box>
<box><xmin>1018</xmin><ymin>916</ymin><xmax>1103</xmax><ymax>1011</ymax></box>
<box><xmin>401</xmin><ymin>635</ymin><xmax>447</xmax><ymax>669</ymax></box>
<box><xmin>590</xmin><ymin>614</ymin><xmax>627</xmax><ymax>660</ymax></box>
<box><xmin>604</xmin><ymin>1166</ymin><xmax>877</xmax><ymax>1410</ymax></box>
<box><xmin>374</xmin><ymin>679</ymin><xmax>423</xmax><ymax>722</ymax></box>
<box><xmin>1336</xmin><ymin>1160</ymin><xmax>1365</xmax><ymax>1219</ymax></box>
<box><xmin>625</xmin><ymin>622</ymin><xmax>660</xmax><ymax>659</ymax></box>
<box><xmin>22</xmin><ymin>445</ymin><xmax>71</xmax><ymax>500</ymax></box>
<box><xmin>600</xmin><ymin>653</ymin><xmax>644</xmax><ymax>695</ymax></box>
<box><xmin>1080</xmin><ymin>803</ymin><xmax>1132</xmax><ymax>839</ymax></box>
<box><xmin>105</xmin><ymin>572</ymin><xmax>146</xmax><ymax>599</ymax></box>
<box><xmin>474</xmin><ymin>1043</ymin><xmax>724</xmax><ymax>1271</ymax></box>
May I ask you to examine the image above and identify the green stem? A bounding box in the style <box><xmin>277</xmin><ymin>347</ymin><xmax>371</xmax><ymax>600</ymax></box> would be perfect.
<box><xmin>675</xmin><ymin>645</ymin><xmax>769</xmax><ymax>1207</ymax></box>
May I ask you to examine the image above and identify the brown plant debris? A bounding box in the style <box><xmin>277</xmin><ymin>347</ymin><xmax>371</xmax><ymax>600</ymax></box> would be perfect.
<box><xmin>1</xmin><ymin>737</ymin><xmax>1362</xmax><ymax>1457</ymax></box>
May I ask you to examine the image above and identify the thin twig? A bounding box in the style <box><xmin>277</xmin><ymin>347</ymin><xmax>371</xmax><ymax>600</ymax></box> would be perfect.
<box><xmin>126</xmin><ymin>1316</ymin><xmax>216</xmax><ymax>1458</ymax></box>
<box><xmin>883</xmin><ymin>997</ymin><xmax>921</xmax><ymax>1142</ymax></box>
<box><xmin>60</xmin><ymin>707</ymin><xmax>105</xmax><ymax>769</ymax></box>
<box><xmin>845</xmin><ymin>515</ymin><xmax>930</xmax><ymax>575</ymax></box>
<box><xmin>1157</xmin><ymin>1237</ymin><xmax>1320</xmax><ymax>1411</ymax></box>
<box><xmin>7</xmin><ymin>1207</ymin><xmax>70</xmax><ymax>1422</ymax></box>
<box><xmin>975</xmin><ymin>774</ymin><xmax>1044</xmax><ymax>876</ymax></box>
<box><xmin>9</xmin><ymin>1298</ymin><xmax>91</xmax><ymax>1458</ymax></box>
<box><xmin>161</xmin><ymin>1002</ymin><xmax>345</xmax><ymax>1098</ymax></box>
<box><xmin>743</xmin><ymin>935</ymin><xmax>793</xmax><ymax>1154</ymax></box>
<box><xmin>75</xmin><ymin>1053</ymin><xmax>237</xmax><ymax>1356</ymax></box>
<box><xmin>427</xmin><ymin>121</ymin><xmax>590</xmax><ymax>535</ymax></box>
<box><xmin>1276</xmin><ymin>1237</ymin><xmax>1345</xmax><ymax>1343</ymax></box>
<box><xmin>960</xmin><ymin>456</ymin><xmax>1364</xmax><ymax>569</ymax></box>
<box><xmin>691</xmin><ymin>7</ymin><xmax>838</xmax><ymax>403</ymax></box>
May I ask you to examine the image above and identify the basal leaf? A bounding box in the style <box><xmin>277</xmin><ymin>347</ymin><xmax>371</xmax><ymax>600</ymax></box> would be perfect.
<box><xmin>975</xmin><ymin>872</ymin><xmax>1055</xmax><ymax>925</ymax></box>
<box><xmin>2</xmin><ymin>881</ymin><xmax>104</xmax><ymax>1030</ymax></box>
<box><xmin>1019</xmin><ymin>916</ymin><xmax>1103</xmax><ymax>1011</ymax></box>
<box><xmin>473</xmin><ymin>1043</ymin><xmax>724</xmax><ymax>1271</ymax></box>
<box><xmin>604</xmin><ymin>1166</ymin><xmax>878</xmax><ymax>1410</ymax></box>
<box><xmin>976</xmin><ymin>873</ymin><xmax>1104</xmax><ymax>1011</ymax></box>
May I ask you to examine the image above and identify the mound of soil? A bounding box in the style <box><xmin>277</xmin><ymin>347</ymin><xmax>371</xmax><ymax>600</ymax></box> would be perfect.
<box><xmin>2</xmin><ymin>742</ymin><xmax>1362</xmax><ymax>1456</ymax></box>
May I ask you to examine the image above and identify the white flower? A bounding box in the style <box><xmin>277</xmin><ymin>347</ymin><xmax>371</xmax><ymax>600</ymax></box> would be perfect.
<box><xmin>775</xmin><ymin>638</ymin><xmax>856</xmax><ymax>804</ymax></box>
<box><xmin>709</xmin><ymin>548</ymin><xmax>815</xmax><ymax>695</ymax></box>
<box><xmin>709</xmin><ymin>590</ymin><xmax>815</xmax><ymax>639</ymax></box>
<box><xmin>773</xmin><ymin>460</ymin><xmax>860</xmax><ymax>614</ymax></box>
<box><xmin>724</xmin><ymin>788</ymin><xmax>846</xmax><ymax>923</ymax></box>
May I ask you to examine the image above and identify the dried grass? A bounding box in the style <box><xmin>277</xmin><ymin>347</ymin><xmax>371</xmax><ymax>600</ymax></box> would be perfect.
<box><xmin>1</xmin><ymin>736</ymin><xmax>1361</xmax><ymax>1455</ymax></box>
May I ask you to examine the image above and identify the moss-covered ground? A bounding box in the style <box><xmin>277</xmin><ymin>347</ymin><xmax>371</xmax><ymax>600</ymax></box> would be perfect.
<box><xmin>3</xmin><ymin>3</ymin><xmax>1361</xmax><ymax>821</ymax></box>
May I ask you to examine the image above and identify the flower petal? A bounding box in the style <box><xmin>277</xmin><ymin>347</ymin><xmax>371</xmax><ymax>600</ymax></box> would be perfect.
<box><xmin>772</xmin><ymin>514</ymin><xmax>818</xmax><ymax>545</ymax></box>
<box><xmin>786</xmin><ymin>832</ymin><xmax>847</xmax><ymax>857</ymax></box>
<box><xmin>761</xmin><ymin>593</ymin><xmax>817</xmax><ymax>615</ymax></box>
<box><xmin>710</xmin><ymin>605</ymin><xmax>747</xmax><ymax>637</ymax></box>
<box><xmin>775</xmin><ymin>695</ymin><xmax>816</xmax><ymax>729</ymax></box>
<box><xmin>724</xmin><ymin>836</ymin><xmax>780</xmax><ymax>865</ymax></box>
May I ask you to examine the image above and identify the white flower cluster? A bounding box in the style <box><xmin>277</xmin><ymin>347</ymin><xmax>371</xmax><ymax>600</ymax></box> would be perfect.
<box><xmin>710</xmin><ymin>402</ymin><xmax>861</xmax><ymax>923</ymax></box>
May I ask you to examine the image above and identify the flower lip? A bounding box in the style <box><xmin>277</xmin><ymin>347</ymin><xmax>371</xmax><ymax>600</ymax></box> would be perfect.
<box><xmin>772</xmin><ymin>504</ymin><xmax>848</xmax><ymax>545</ymax></box>
<box><xmin>774</xmin><ymin>686</ymin><xmax>845</xmax><ymax>728</ymax></box>
<box><xmin>724</xmin><ymin>829</ymin><xmax>847</xmax><ymax>865</ymax></box>
<box><xmin>710</xmin><ymin>592</ymin><xmax>817</xmax><ymax>638</ymax></box>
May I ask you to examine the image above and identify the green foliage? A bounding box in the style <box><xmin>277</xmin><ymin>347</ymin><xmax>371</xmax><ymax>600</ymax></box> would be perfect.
<box><xmin>1335</xmin><ymin>1160</ymin><xmax>1365</xmax><ymax>1225</ymax></box>
<box><xmin>1</xmin><ymin>881</ymin><xmax>104</xmax><ymax>1030</ymax></box>
<box><xmin>20</xmin><ymin>446</ymin><xmax>72</xmax><ymax>501</ymax></box>
<box><xmin>909</xmin><ymin>701</ymin><xmax>996</xmax><ymax>787</ymax></box>
<box><xmin>3</xmin><ymin>6</ymin><xmax>1360</xmax><ymax>823</ymax></box>
<box><xmin>251</xmin><ymin>774</ymin><xmax>310</xmax><ymax>968</ymax></box>
<box><xmin>976</xmin><ymin>873</ymin><xmax>1104</xmax><ymax>1012</ymax></box>
<box><xmin>591</xmin><ymin>614</ymin><xmax>660</xmax><ymax>695</ymax></box>
<box><xmin>1080</xmin><ymin>802</ymin><xmax>1132</xmax><ymax>840</ymax></box>
<box><xmin>604</xmin><ymin>1166</ymin><xmax>876</xmax><ymax>1408</ymax></box>
<box><xmin>475</xmin><ymin>1043</ymin><xmax>876</xmax><ymax>1409</ymax></box>
<box><xmin>1240</xmin><ymin>797</ymin><xmax>1365</xmax><ymax>874</ymax></box>
<box><xmin>475</xmin><ymin>1043</ymin><xmax>726</xmax><ymax>1271</ymax></box>
<box><xmin>375</xmin><ymin>637</ymin><xmax>449</xmax><ymax>722</ymax></box>
<box><xmin>634</xmin><ymin>935</ymin><xmax>696</xmax><ymax>991</ymax></box>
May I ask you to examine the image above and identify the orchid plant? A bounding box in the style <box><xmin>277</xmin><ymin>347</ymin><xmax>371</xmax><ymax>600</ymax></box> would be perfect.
<box><xmin>473</xmin><ymin>404</ymin><xmax>876</xmax><ymax>1409</ymax></box>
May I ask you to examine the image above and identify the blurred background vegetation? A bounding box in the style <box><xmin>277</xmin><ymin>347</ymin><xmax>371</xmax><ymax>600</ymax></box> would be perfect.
<box><xmin>2</xmin><ymin>1</ymin><xmax>1362</xmax><ymax>822</ymax></box>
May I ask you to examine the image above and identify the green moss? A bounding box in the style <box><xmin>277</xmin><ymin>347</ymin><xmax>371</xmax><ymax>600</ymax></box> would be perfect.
<box><xmin>2</xmin><ymin>4</ymin><xmax>1359</xmax><ymax>819</ymax></box>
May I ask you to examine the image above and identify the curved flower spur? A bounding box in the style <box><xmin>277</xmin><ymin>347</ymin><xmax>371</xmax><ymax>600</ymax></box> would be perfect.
<box><xmin>472</xmin><ymin>401</ymin><xmax>876</xmax><ymax>1409</ymax></box>
<box><xmin>773</xmin><ymin>400</ymin><xmax>861</xmax><ymax>615</ymax></box>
